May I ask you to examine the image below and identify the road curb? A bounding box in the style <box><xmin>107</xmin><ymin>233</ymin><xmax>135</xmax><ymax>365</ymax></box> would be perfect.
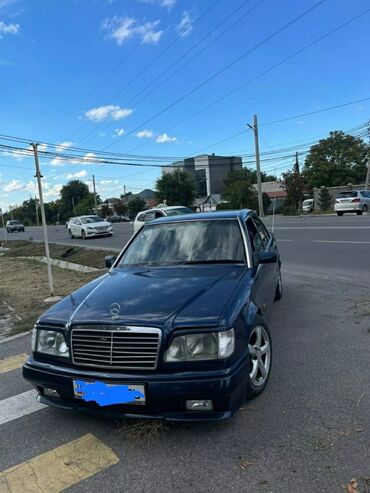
<box><xmin>18</xmin><ymin>256</ymin><xmax>105</xmax><ymax>273</ymax></box>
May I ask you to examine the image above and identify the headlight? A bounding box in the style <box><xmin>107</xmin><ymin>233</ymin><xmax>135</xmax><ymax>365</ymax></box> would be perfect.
<box><xmin>87</xmin><ymin>227</ymin><xmax>95</xmax><ymax>230</ymax></box>
<box><xmin>35</xmin><ymin>330</ymin><xmax>69</xmax><ymax>358</ymax></box>
<box><xmin>165</xmin><ymin>328</ymin><xmax>234</xmax><ymax>362</ymax></box>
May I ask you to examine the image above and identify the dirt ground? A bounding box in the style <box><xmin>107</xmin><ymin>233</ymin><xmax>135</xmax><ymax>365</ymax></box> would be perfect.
<box><xmin>0</xmin><ymin>257</ymin><xmax>102</xmax><ymax>336</ymax></box>
<box><xmin>1</xmin><ymin>240</ymin><xmax>117</xmax><ymax>269</ymax></box>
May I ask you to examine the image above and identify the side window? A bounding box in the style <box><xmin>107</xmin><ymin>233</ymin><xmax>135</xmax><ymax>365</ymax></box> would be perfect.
<box><xmin>136</xmin><ymin>213</ymin><xmax>144</xmax><ymax>222</ymax></box>
<box><xmin>246</xmin><ymin>218</ymin><xmax>264</xmax><ymax>253</ymax></box>
<box><xmin>154</xmin><ymin>211</ymin><xmax>164</xmax><ymax>219</ymax></box>
<box><xmin>252</xmin><ymin>217</ymin><xmax>270</xmax><ymax>248</ymax></box>
<box><xmin>144</xmin><ymin>211</ymin><xmax>156</xmax><ymax>222</ymax></box>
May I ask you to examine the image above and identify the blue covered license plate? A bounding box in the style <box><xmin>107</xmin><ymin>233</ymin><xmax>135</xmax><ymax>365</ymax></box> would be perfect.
<box><xmin>73</xmin><ymin>379</ymin><xmax>145</xmax><ymax>407</ymax></box>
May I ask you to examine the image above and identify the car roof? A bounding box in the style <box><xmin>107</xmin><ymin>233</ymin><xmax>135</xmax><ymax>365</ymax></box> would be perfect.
<box><xmin>148</xmin><ymin>209</ymin><xmax>254</xmax><ymax>225</ymax></box>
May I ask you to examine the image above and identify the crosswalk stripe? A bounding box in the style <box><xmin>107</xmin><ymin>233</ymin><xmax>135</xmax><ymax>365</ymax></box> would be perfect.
<box><xmin>0</xmin><ymin>433</ymin><xmax>119</xmax><ymax>493</ymax></box>
<box><xmin>0</xmin><ymin>354</ymin><xmax>28</xmax><ymax>374</ymax></box>
<box><xmin>0</xmin><ymin>390</ymin><xmax>46</xmax><ymax>426</ymax></box>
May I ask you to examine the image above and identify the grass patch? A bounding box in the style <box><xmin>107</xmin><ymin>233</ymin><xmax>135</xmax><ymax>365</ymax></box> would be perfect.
<box><xmin>0</xmin><ymin>257</ymin><xmax>102</xmax><ymax>336</ymax></box>
<box><xmin>1</xmin><ymin>240</ymin><xmax>118</xmax><ymax>269</ymax></box>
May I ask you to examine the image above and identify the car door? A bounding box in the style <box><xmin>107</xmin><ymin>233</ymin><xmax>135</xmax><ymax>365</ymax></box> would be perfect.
<box><xmin>245</xmin><ymin>218</ymin><xmax>272</xmax><ymax>320</ymax></box>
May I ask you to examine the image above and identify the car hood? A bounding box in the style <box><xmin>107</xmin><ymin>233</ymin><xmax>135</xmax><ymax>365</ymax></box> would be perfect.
<box><xmin>83</xmin><ymin>221</ymin><xmax>110</xmax><ymax>227</ymax></box>
<box><xmin>40</xmin><ymin>266</ymin><xmax>250</xmax><ymax>330</ymax></box>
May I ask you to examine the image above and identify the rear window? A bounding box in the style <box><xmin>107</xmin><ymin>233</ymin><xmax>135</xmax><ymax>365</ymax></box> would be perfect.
<box><xmin>337</xmin><ymin>191</ymin><xmax>358</xmax><ymax>198</ymax></box>
<box><xmin>360</xmin><ymin>191</ymin><xmax>370</xmax><ymax>198</ymax></box>
<box><xmin>9</xmin><ymin>220</ymin><xmax>21</xmax><ymax>224</ymax></box>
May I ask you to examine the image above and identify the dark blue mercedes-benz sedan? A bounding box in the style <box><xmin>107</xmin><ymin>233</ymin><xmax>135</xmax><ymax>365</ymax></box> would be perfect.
<box><xmin>23</xmin><ymin>210</ymin><xmax>282</xmax><ymax>421</ymax></box>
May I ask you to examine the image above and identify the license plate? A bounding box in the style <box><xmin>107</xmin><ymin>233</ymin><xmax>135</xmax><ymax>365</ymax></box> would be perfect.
<box><xmin>73</xmin><ymin>379</ymin><xmax>145</xmax><ymax>407</ymax></box>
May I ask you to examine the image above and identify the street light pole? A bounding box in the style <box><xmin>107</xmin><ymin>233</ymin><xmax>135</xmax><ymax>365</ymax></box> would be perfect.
<box><xmin>365</xmin><ymin>120</ymin><xmax>370</xmax><ymax>191</ymax></box>
<box><xmin>92</xmin><ymin>174</ymin><xmax>98</xmax><ymax>214</ymax></box>
<box><xmin>31</xmin><ymin>143</ymin><xmax>54</xmax><ymax>297</ymax></box>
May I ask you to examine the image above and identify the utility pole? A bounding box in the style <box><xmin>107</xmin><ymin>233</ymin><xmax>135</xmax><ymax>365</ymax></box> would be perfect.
<box><xmin>35</xmin><ymin>196</ymin><xmax>39</xmax><ymax>227</ymax></box>
<box><xmin>92</xmin><ymin>174</ymin><xmax>98</xmax><ymax>214</ymax></box>
<box><xmin>0</xmin><ymin>208</ymin><xmax>7</xmax><ymax>242</ymax></box>
<box><xmin>72</xmin><ymin>197</ymin><xmax>75</xmax><ymax>214</ymax></box>
<box><xmin>248</xmin><ymin>115</ymin><xmax>264</xmax><ymax>217</ymax></box>
<box><xmin>365</xmin><ymin>120</ymin><xmax>370</xmax><ymax>190</ymax></box>
<box><xmin>31</xmin><ymin>143</ymin><xmax>54</xmax><ymax>297</ymax></box>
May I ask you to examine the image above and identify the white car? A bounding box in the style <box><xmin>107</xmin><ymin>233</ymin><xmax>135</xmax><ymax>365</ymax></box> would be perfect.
<box><xmin>133</xmin><ymin>206</ymin><xmax>193</xmax><ymax>233</ymax></box>
<box><xmin>302</xmin><ymin>198</ymin><xmax>314</xmax><ymax>213</ymax></box>
<box><xmin>67</xmin><ymin>215</ymin><xmax>113</xmax><ymax>239</ymax></box>
<box><xmin>334</xmin><ymin>190</ymin><xmax>370</xmax><ymax>216</ymax></box>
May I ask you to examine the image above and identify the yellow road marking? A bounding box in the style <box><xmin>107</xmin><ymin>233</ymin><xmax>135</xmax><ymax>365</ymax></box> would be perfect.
<box><xmin>0</xmin><ymin>354</ymin><xmax>28</xmax><ymax>374</ymax></box>
<box><xmin>0</xmin><ymin>433</ymin><xmax>119</xmax><ymax>493</ymax></box>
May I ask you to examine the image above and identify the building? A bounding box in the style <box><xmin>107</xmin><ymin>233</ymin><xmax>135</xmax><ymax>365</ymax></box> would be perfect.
<box><xmin>164</xmin><ymin>154</ymin><xmax>242</xmax><ymax>197</ymax></box>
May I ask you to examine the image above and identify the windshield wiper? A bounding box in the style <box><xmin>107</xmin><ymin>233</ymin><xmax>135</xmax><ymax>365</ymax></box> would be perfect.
<box><xmin>182</xmin><ymin>259</ymin><xmax>245</xmax><ymax>265</ymax></box>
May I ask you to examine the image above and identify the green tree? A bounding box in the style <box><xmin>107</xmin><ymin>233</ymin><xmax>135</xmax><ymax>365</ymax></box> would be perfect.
<box><xmin>303</xmin><ymin>131</ymin><xmax>368</xmax><ymax>188</ymax></box>
<box><xmin>60</xmin><ymin>180</ymin><xmax>90</xmax><ymax>219</ymax></box>
<box><xmin>128</xmin><ymin>197</ymin><xmax>146</xmax><ymax>218</ymax></box>
<box><xmin>262</xmin><ymin>192</ymin><xmax>272</xmax><ymax>214</ymax></box>
<box><xmin>74</xmin><ymin>193</ymin><xmax>96</xmax><ymax>216</ymax></box>
<box><xmin>113</xmin><ymin>200</ymin><xmax>127</xmax><ymax>216</ymax></box>
<box><xmin>156</xmin><ymin>170</ymin><xmax>196</xmax><ymax>207</ymax></box>
<box><xmin>100</xmin><ymin>204</ymin><xmax>110</xmax><ymax>217</ymax></box>
<box><xmin>317</xmin><ymin>186</ymin><xmax>333</xmax><ymax>211</ymax></box>
<box><xmin>281</xmin><ymin>168</ymin><xmax>305</xmax><ymax>215</ymax></box>
<box><xmin>221</xmin><ymin>169</ymin><xmax>258</xmax><ymax>210</ymax></box>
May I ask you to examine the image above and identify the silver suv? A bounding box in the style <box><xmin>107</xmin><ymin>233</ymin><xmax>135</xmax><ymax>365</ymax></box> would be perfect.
<box><xmin>133</xmin><ymin>206</ymin><xmax>193</xmax><ymax>233</ymax></box>
<box><xmin>6</xmin><ymin>219</ymin><xmax>25</xmax><ymax>233</ymax></box>
<box><xmin>334</xmin><ymin>190</ymin><xmax>370</xmax><ymax>216</ymax></box>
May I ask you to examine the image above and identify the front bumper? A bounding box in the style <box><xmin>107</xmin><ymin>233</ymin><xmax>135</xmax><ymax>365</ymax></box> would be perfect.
<box><xmin>23</xmin><ymin>356</ymin><xmax>248</xmax><ymax>421</ymax></box>
<box><xmin>86</xmin><ymin>230</ymin><xmax>112</xmax><ymax>237</ymax></box>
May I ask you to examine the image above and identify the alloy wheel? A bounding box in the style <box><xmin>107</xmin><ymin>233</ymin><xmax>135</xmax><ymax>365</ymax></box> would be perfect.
<box><xmin>248</xmin><ymin>326</ymin><xmax>271</xmax><ymax>387</ymax></box>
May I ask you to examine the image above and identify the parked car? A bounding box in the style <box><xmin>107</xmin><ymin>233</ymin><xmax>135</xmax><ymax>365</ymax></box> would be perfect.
<box><xmin>6</xmin><ymin>219</ymin><xmax>25</xmax><ymax>233</ymax></box>
<box><xmin>334</xmin><ymin>190</ymin><xmax>370</xmax><ymax>216</ymax></box>
<box><xmin>67</xmin><ymin>215</ymin><xmax>113</xmax><ymax>239</ymax></box>
<box><xmin>107</xmin><ymin>215</ymin><xmax>130</xmax><ymax>223</ymax></box>
<box><xmin>23</xmin><ymin>210</ymin><xmax>281</xmax><ymax>421</ymax></box>
<box><xmin>133</xmin><ymin>205</ymin><xmax>193</xmax><ymax>233</ymax></box>
<box><xmin>302</xmin><ymin>198</ymin><xmax>314</xmax><ymax>213</ymax></box>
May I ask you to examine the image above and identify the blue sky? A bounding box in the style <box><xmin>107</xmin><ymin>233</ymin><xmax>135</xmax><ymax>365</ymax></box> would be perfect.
<box><xmin>0</xmin><ymin>0</ymin><xmax>369</xmax><ymax>209</ymax></box>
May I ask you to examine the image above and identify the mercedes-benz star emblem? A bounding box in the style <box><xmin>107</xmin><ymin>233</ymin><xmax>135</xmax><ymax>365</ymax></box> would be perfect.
<box><xmin>110</xmin><ymin>303</ymin><xmax>121</xmax><ymax>319</ymax></box>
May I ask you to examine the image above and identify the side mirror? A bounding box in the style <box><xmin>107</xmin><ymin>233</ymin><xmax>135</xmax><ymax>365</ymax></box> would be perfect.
<box><xmin>105</xmin><ymin>255</ymin><xmax>117</xmax><ymax>269</ymax></box>
<box><xmin>258</xmin><ymin>252</ymin><xmax>278</xmax><ymax>264</ymax></box>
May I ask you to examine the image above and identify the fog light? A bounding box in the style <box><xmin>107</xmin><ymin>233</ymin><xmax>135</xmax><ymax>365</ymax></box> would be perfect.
<box><xmin>43</xmin><ymin>387</ymin><xmax>59</xmax><ymax>397</ymax></box>
<box><xmin>186</xmin><ymin>399</ymin><xmax>213</xmax><ymax>411</ymax></box>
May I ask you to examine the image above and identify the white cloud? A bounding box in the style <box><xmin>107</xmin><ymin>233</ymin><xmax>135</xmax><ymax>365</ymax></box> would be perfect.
<box><xmin>44</xmin><ymin>184</ymin><xmax>62</xmax><ymax>199</ymax></box>
<box><xmin>85</xmin><ymin>104</ymin><xmax>133</xmax><ymax>122</ymax></box>
<box><xmin>138</xmin><ymin>0</ymin><xmax>177</xmax><ymax>8</ymax></box>
<box><xmin>50</xmin><ymin>156</ymin><xmax>66</xmax><ymax>166</ymax></box>
<box><xmin>114</xmin><ymin>128</ymin><xmax>126</xmax><ymax>137</ymax></box>
<box><xmin>0</xmin><ymin>21</ymin><xmax>19</xmax><ymax>38</ymax></box>
<box><xmin>83</xmin><ymin>152</ymin><xmax>97</xmax><ymax>163</ymax></box>
<box><xmin>102</xmin><ymin>16</ymin><xmax>163</xmax><ymax>46</ymax></box>
<box><xmin>55</xmin><ymin>141</ymin><xmax>74</xmax><ymax>152</ymax></box>
<box><xmin>156</xmin><ymin>132</ymin><xmax>177</xmax><ymax>143</ymax></box>
<box><xmin>25</xmin><ymin>180</ymin><xmax>37</xmax><ymax>194</ymax></box>
<box><xmin>3</xmin><ymin>179</ymin><xmax>23</xmax><ymax>193</ymax></box>
<box><xmin>3</xmin><ymin>147</ymin><xmax>32</xmax><ymax>161</ymax></box>
<box><xmin>100</xmin><ymin>180</ymin><xmax>113</xmax><ymax>185</ymax></box>
<box><xmin>37</xmin><ymin>143</ymin><xmax>47</xmax><ymax>152</ymax></box>
<box><xmin>136</xmin><ymin>129</ymin><xmax>154</xmax><ymax>139</ymax></box>
<box><xmin>67</xmin><ymin>170</ymin><xmax>87</xmax><ymax>179</ymax></box>
<box><xmin>176</xmin><ymin>11</ymin><xmax>193</xmax><ymax>38</ymax></box>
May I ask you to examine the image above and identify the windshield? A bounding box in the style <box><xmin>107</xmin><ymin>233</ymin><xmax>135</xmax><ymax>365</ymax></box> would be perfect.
<box><xmin>164</xmin><ymin>207</ymin><xmax>193</xmax><ymax>216</ymax></box>
<box><xmin>303</xmin><ymin>199</ymin><xmax>313</xmax><ymax>205</ymax></box>
<box><xmin>119</xmin><ymin>219</ymin><xmax>246</xmax><ymax>266</ymax></box>
<box><xmin>338</xmin><ymin>191</ymin><xmax>357</xmax><ymax>198</ymax></box>
<box><xmin>9</xmin><ymin>220</ymin><xmax>21</xmax><ymax>224</ymax></box>
<box><xmin>80</xmin><ymin>216</ymin><xmax>105</xmax><ymax>224</ymax></box>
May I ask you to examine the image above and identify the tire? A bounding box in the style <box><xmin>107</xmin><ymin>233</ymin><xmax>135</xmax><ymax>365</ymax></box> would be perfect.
<box><xmin>81</xmin><ymin>230</ymin><xmax>86</xmax><ymax>240</ymax></box>
<box><xmin>362</xmin><ymin>205</ymin><xmax>367</xmax><ymax>213</ymax></box>
<box><xmin>245</xmin><ymin>316</ymin><xmax>272</xmax><ymax>400</ymax></box>
<box><xmin>336</xmin><ymin>212</ymin><xmax>343</xmax><ymax>216</ymax></box>
<box><xmin>68</xmin><ymin>229</ymin><xmax>74</xmax><ymax>239</ymax></box>
<box><xmin>274</xmin><ymin>266</ymin><xmax>282</xmax><ymax>301</ymax></box>
<box><xmin>356</xmin><ymin>211</ymin><xmax>362</xmax><ymax>216</ymax></box>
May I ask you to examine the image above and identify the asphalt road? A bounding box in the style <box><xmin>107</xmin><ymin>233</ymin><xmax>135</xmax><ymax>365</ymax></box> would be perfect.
<box><xmin>2</xmin><ymin>214</ymin><xmax>370</xmax><ymax>273</ymax></box>
<box><xmin>0</xmin><ymin>266</ymin><xmax>369</xmax><ymax>492</ymax></box>
<box><xmin>1</xmin><ymin>214</ymin><xmax>370</xmax><ymax>492</ymax></box>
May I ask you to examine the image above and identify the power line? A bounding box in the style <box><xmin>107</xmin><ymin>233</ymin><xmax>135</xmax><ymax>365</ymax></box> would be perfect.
<box><xmin>127</xmin><ymin>7</ymin><xmax>370</xmax><ymax>155</ymax></box>
<box><xmin>77</xmin><ymin>0</ymin><xmax>265</xmax><ymax>146</ymax></box>
<box><xmin>103</xmin><ymin>0</ymin><xmax>329</xmax><ymax>151</ymax></box>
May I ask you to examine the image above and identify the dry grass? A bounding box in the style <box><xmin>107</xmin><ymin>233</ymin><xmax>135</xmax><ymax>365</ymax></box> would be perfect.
<box><xmin>116</xmin><ymin>419</ymin><xmax>173</xmax><ymax>445</ymax></box>
<box><xmin>1</xmin><ymin>240</ymin><xmax>117</xmax><ymax>269</ymax></box>
<box><xmin>0</xmin><ymin>257</ymin><xmax>102</xmax><ymax>336</ymax></box>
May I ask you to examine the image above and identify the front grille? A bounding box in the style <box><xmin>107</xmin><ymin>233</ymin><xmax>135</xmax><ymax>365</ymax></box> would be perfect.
<box><xmin>95</xmin><ymin>226</ymin><xmax>108</xmax><ymax>231</ymax></box>
<box><xmin>71</xmin><ymin>326</ymin><xmax>161</xmax><ymax>370</ymax></box>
